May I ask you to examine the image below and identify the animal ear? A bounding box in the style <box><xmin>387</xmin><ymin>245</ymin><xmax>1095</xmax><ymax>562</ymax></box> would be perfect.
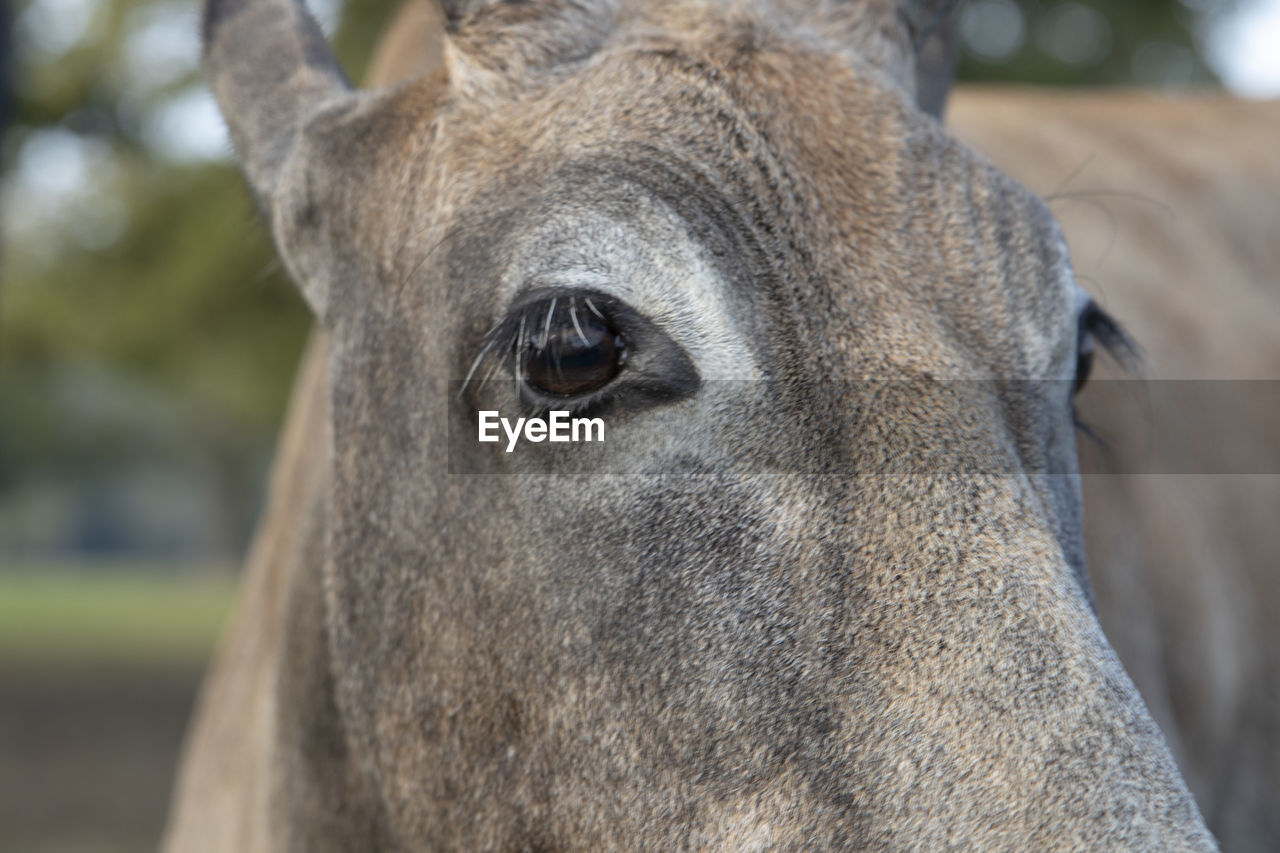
<box><xmin>899</xmin><ymin>0</ymin><xmax>960</xmax><ymax>117</ymax></box>
<box><xmin>438</xmin><ymin>0</ymin><xmax>619</xmax><ymax>80</ymax></box>
<box><xmin>203</xmin><ymin>0</ymin><xmax>359</xmax><ymax>318</ymax></box>
<box><xmin>814</xmin><ymin>0</ymin><xmax>958</xmax><ymax>117</ymax></box>
<box><xmin>436</xmin><ymin>0</ymin><xmax>489</xmax><ymax>25</ymax></box>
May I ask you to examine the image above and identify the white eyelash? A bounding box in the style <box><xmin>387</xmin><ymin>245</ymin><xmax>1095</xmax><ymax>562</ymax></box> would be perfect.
<box><xmin>569</xmin><ymin>299</ymin><xmax>589</xmax><ymax>347</ymax></box>
<box><xmin>458</xmin><ymin>337</ymin><xmax>497</xmax><ymax>397</ymax></box>
<box><xmin>540</xmin><ymin>297</ymin><xmax>557</xmax><ymax>349</ymax></box>
<box><xmin>514</xmin><ymin>312</ymin><xmax>527</xmax><ymax>385</ymax></box>
<box><xmin>460</xmin><ymin>292</ymin><xmax>620</xmax><ymax>399</ymax></box>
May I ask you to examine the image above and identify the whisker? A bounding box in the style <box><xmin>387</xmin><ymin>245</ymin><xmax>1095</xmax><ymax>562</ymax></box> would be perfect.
<box><xmin>1049</xmin><ymin>152</ymin><xmax>1096</xmax><ymax>199</ymax></box>
<box><xmin>584</xmin><ymin>296</ymin><xmax>605</xmax><ymax>320</ymax></box>
<box><xmin>253</xmin><ymin>258</ymin><xmax>283</xmax><ymax>284</ymax></box>
<box><xmin>392</xmin><ymin>203</ymin><xmax>510</xmax><ymax>303</ymax></box>
<box><xmin>1046</xmin><ymin>187</ymin><xmax>1175</xmax><ymax>219</ymax></box>
<box><xmin>1047</xmin><ymin>192</ymin><xmax>1120</xmax><ymax>269</ymax></box>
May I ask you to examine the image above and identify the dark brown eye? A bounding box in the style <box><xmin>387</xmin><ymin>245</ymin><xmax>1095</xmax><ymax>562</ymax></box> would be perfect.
<box><xmin>522</xmin><ymin>298</ymin><xmax>626</xmax><ymax>397</ymax></box>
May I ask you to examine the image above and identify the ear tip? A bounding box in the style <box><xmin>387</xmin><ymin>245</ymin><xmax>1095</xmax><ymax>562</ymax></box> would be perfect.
<box><xmin>906</xmin><ymin>0</ymin><xmax>959</xmax><ymax>118</ymax></box>
<box><xmin>202</xmin><ymin>0</ymin><xmax>251</xmax><ymax>48</ymax></box>
<box><xmin>438</xmin><ymin>0</ymin><xmax>483</xmax><ymax>28</ymax></box>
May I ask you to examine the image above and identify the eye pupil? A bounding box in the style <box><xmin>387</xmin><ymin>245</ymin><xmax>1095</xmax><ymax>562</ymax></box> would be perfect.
<box><xmin>522</xmin><ymin>300</ymin><xmax>625</xmax><ymax>396</ymax></box>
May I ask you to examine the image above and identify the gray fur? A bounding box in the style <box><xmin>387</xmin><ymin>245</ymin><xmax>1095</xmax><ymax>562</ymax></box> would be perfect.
<box><xmin>951</xmin><ymin>87</ymin><xmax>1280</xmax><ymax>852</ymax></box>
<box><xmin>170</xmin><ymin>0</ymin><xmax>1218</xmax><ymax>849</ymax></box>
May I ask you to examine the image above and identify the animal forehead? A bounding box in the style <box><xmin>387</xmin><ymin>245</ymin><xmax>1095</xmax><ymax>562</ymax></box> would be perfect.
<box><xmin>413</xmin><ymin>29</ymin><xmax>1077</xmax><ymax>379</ymax></box>
<box><xmin>438</xmin><ymin>39</ymin><xmax>1068</xmax><ymax>290</ymax></box>
<box><xmin>518</xmin><ymin>37</ymin><xmax>902</xmax><ymax>169</ymax></box>
<box><xmin>443</xmin><ymin>34</ymin><xmax>1050</xmax><ymax>243</ymax></box>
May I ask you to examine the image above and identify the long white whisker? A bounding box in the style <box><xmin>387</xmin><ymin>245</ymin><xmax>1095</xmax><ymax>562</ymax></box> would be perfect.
<box><xmin>569</xmin><ymin>299</ymin><xmax>589</xmax><ymax>346</ymax></box>
<box><xmin>584</xmin><ymin>296</ymin><xmax>605</xmax><ymax>320</ymax></box>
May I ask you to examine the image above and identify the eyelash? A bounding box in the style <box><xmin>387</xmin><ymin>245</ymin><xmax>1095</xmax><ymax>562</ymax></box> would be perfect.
<box><xmin>1073</xmin><ymin>302</ymin><xmax>1135</xmax><ymax>437</ymax></box>
<box><xmin>459</xmin><ymin>293</ymin><xmax>619</xmax><ymax>398</ymax></box>
<box><xmin>1079</xmin><ymin>303</ymin><xmax>1135</xmax><ymax>366</ymax></box>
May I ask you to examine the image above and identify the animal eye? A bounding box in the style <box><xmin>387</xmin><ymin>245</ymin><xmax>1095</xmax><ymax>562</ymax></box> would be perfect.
<box><xmin>521</xmin><ymin>297</ymin><xmax>627</xmax><ymax>397</ymax></box>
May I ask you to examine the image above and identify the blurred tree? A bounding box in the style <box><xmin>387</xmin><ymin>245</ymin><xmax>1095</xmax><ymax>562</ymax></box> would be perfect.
<box><xmin>1</xmin><ymin>0</ymin><xmax>314</xmax><ymax>557</ymax></box>
<box><xmin>956</xmin><ymin>0</ymin><xmax>1226</xmax><ymax>88</ymax></box>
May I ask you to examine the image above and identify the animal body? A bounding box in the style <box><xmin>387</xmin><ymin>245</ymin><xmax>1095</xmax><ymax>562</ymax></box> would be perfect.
<box><xmin>166</xmin><ymin>0</ymin><xmax>1275</xmax><ymax>849</ymax></box>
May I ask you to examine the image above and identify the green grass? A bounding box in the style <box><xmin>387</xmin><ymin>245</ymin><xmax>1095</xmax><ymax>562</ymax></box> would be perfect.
<box><xmin>0</xmin><ymin>563</ymin><xmax>238</xmax><ymax>669</ymax></box>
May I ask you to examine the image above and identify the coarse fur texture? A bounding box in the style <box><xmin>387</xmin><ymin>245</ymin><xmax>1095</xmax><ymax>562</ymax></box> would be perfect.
<box><xmin>951</xmin><ymin>89</ymin><xmax>1280</xmax><ymax>852</ymax></box>
<box><xmin>162</xmin><ymin>0</ymin><xmax>1263</xmax><ymax>849</ymax></box>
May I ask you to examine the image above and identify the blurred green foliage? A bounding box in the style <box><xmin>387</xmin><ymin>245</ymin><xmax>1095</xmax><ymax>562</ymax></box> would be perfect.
<box><xmin>0</xmin><ymin>0</ymin><xmax>1226</xmax><ymax>562</ymax></box>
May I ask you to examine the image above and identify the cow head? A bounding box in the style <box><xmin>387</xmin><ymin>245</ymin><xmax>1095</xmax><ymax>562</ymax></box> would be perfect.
<box><xmin>204</xmin><ymin>0</ymin><xmax>1213</xmax><ymax>846</ymax></box>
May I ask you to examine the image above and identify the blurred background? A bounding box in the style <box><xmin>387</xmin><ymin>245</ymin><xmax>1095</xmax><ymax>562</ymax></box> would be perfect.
<box><xmin>1</xmin><ymin>0</ymin><xmax>1278</xmax><ymax>850</ymax></box>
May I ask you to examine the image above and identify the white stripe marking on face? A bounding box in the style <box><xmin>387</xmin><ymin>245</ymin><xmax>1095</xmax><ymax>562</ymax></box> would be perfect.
<box><xmin>499</xmin><ymin>192</ymin><xmax>762</xmax><ymax>382</ymax></box>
